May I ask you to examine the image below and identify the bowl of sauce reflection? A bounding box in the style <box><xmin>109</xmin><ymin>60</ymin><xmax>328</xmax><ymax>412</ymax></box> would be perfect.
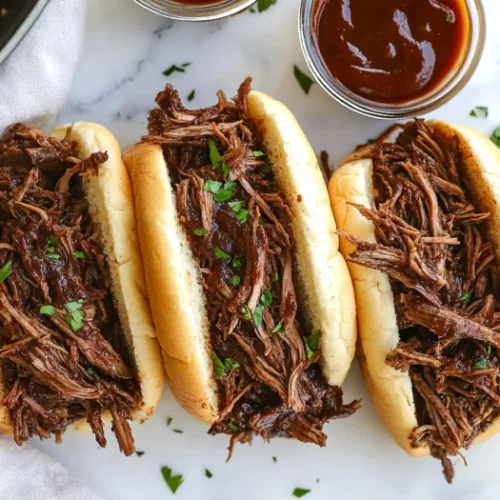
<box><xmin>299</xmin><ymin>0</ymin><xmax>486</xmax><ymax>119</ymax></box>
<box><xmin>134</xmin><ymin>0</ymin><xmax>255</xmax><ymax>21</ymax></box>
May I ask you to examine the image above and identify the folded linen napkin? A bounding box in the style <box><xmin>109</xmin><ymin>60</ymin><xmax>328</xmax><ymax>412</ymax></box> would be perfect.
<box><xmin>0</xmin><ymin>437</ymin><xmax>106</xmax><ymax>500</ymax></box>
<box><xmin>0</xmin><ymin>0</ymin><xmax>85</xmax><ymax>133</ymax></box>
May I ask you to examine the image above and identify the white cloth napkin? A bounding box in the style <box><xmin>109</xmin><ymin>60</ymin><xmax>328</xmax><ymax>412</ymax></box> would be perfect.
<box><xmin>0</xmin><ymin>0</ymin><xmax>86</xmax><ymax>133</ymax></box>
<box><xmin>0</xmin><ymin>437</ymin><xmax>106</xmax><ymax>500</ymax></box>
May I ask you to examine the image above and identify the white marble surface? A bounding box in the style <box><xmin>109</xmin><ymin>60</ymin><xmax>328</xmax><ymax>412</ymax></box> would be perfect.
<box><xmin>32</xmin><ymin>0</ymin><xmax>500</xmax><ymax>498</ymax></box>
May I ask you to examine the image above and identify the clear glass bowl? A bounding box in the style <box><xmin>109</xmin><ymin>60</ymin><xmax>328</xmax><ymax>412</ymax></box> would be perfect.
<box><xmin>298</xmin><ymin>0</ymin><xmax>486</xmax><ymax>119</ymax></box>
<box><xmin>134</xmin><ymin>0</ymin><xmax>255</xmax><ymax>21</ymax></box>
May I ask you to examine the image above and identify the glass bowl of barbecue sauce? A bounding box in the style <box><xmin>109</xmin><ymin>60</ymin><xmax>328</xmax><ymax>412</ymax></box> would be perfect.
<box><xmin>134</xmin><ymin>0</ymin><xmax>255</xmax><ymax>21</ymax></box>
<box><xmin>299</xmin><ymin>0</ymin><xmax>485</xmax><ymax>119</ymax></box>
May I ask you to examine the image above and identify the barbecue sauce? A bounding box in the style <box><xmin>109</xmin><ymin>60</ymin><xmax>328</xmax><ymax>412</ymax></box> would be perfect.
<box><xmin>313</xmin><ymin>0</ymin><xmax>470</xmax><ymax>103</ymax></box>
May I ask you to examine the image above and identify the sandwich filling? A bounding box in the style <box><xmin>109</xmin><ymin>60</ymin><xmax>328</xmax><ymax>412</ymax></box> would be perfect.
<box><xmin>144</xmin><ymin>79</ymin><xmax>359</xmax><ymax>454</ymax></box>
<box><xmin>342</xmin><ymin>120</ymin><xmax>500</xmax><ymax>482</ymax></box>
<box><xmin>0</xmin><ymin>124</ymin><xmax>140</xmax><ymax>455</ymax></box>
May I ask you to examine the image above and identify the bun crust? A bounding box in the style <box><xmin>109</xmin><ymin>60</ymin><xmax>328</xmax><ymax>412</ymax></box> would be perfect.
<box><xmin>0</xmin><ymin>123</ymin><xmax>165</xmax><ymax>436</ymax></box>
<box><xmin>329</xmin><ymin>121</ymin><xmax>500</xmax><ymax>456</ymax></box>
<box><xmin>124</xmin><ymin>90</ymin><xmax>357</xmax><ymax>423</ymax></box>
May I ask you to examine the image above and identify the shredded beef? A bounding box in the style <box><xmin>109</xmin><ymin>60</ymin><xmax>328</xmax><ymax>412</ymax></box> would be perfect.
<box><xmin>345</xmin><ymin>119</ymin><xmax>500</xmax><ymax>482</ymax></box>
<box><xmin>0</xmin><ymin>124</ymin><xmax>139</xmax><ymax>455</ymax></box>
<box><xmin>144</xmin><ymin>78</ymin><xmax>359</xmax><ymax>454</ymax></box>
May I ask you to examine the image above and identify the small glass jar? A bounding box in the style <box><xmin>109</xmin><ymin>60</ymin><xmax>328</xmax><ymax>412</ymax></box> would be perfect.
<box><xmin>134</xmin><ymin>0</ymin><xmax>255</xmax><ymax>21</ymax></box>
<box><xmin>298</xmin><ymin>0</ymin><xmax>486</xmax><ymax>119</ymax></box>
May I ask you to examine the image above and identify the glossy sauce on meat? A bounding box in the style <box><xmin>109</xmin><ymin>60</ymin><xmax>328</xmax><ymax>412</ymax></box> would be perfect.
<box><xmin>313</xmin><ymin>0</ymin><xmax>470</xmax><ymax>103</ymax></box>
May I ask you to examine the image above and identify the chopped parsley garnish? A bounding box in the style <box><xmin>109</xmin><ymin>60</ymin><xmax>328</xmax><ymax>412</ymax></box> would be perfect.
<box><xmin>163</xmin><ymin>64</ymin><xmax>191</xmax><ymax>77</ymax></box>
<box><xmin>167</xmin><ymin>417</ymin><xmax>173</xmax><ymax>426</ymax></box>
<box><xmin>87</xmin><ymin>367</ymin><xmax>95</xmax><ymax>375</ymax></box>
<box><xmin>48</xmin><ymin>234</ymin><xmax>58</xmax><ymax>245</ymax></box>
<box><xmin>161</xmin><ymin>466</ymin><xmax>184</xmax><ymax>494</ymax></box>
<box><xmin>491</xmin><ymin>127</ymin><xmax>500</xmax><ymax>147</ymax></box>
<box><xmin>241</xmin><ymin>305</ymin><xmax>252</xmax><ymax>320</ymax></box>
<box><xmin>272</xmin><ymin>272</ymin><xmax>279</xmax><ymax>282</ymax></box>
<box><xmin>214</xmin><ymin>248</ymin><xmax>231</xmax><ymax>260</ymax></box>
<box><xmin>227</xmin><ymin>422</ymin><xmax>239</xmax><ymax>432</ymax></box>
<box><xmin>257</xmin><ymin>164</ymin><xmax>272</xmax><ymax>174</ymax></box>
<box><xmin>212</xmin><ymin>352</ymin><xmax>227</xmax><ymax>377</ymax></box>
<box><xmin>232</xmin><ymin>275</ymin><xmax>241</xmax><ymax>287</ymax></box>
<box><xmin>272</xmin><ymin>456</ymin><xmax>277</xmax><ymax>463</ymax></box>
<box><xmin>193</xmin><ymin>228</ymin><xmax>209</xmax><ymax>236</ymax></box>
<box><xmin>207</xmin><ymin>138</ymin><xmax>230</xmax><ymax>176</ymax></box>
<box><xmin>446</xmin><ymin>14</ymin><xmax>454</xmax><ymax>22</ymax></box>
<box><xmin>261</xmin><ymin>289</ymin><xmax>272</xmax><ymax>308</ymax></box>
<box><xmin>473</xmin><ymin>356</ymin><xmax>488</xmax><ymax>371</ymax></box>
<box><xmin>73</xmin><ymin>251</ymin><xmax>86</xmax><ymax>259</ymax></box>
<box><xmin>470</xmin><ymin>106</ymin><xmax>488</xmax><ymax>118</ymax></box>
<box><xmin>136</xmin><ymin>451</ymin><xmax>145</xmax><ymax>457</ymax></box>
<box><xmin>214</xmin><ymin>181</ymin><xmax>236</xmax><ymax>202</ymax></box>
<box><xmin>224</xmin><ymin>358</ymin><xmax>240</xmax><ymax>370</ymax></box>
<box><xmin>173</xmin><ymin>429</ymin><xmax>183</xmax><ymax>434</ymax></box>
<box><xmin>294</xmin><ymin>65</ymin><xmax>314</xmax><ymax>95</ymax></box>
<box><xmin>488</xmin><ymin>345</ymin><xmax>493</xmax><ymax>356</ymax></box>
<box><xmin>237</xmin><ymin>209</ymin><xmax>249</xmax><ymax>224</ymax></box>
<box><xmin>205</xmin><ymin>469</ymin><xmax>213</xmax><ymax>478</ymax></box>
<box><xmin>228</xmin><ymin>200</ymin><xmax>244</xmax><ymax>213</ymax></box>
<box><xmin>304</xmin><ymin>330</ymin><xmax>322</xmax><ymax>360</ymax></box>
<box><xmin>204</xmin><ymin>179</ymin><xmax>223</xmax><ymax>194</ymax></box>
<box><xmin>253</xmin><ymin>150</ymin><xmax>265</xmax><ymax>157</ymax></box>
<box><xmin>46</xmin><ymin>252</ymin><xmax>61</xmax><ymax>261</ymax></box>
<box><xmin>459</xmin><ymin>292</ymin><xmax>473</xmax><ymax>304</ymax></box>
<box><xmin>46</xmin><ymin>246</ymin><xmax>55</xmax><ymax>253</ymax></box>
<box><xmin>253</xmin><ymin>304</ymin><xmax>264</xmax><ymax>328</ymax></box>
<box><xmin>293</xmin><ymin>488</ymin><xmax>311</xmax><ymax>498</ymax></box>
<box><xmin>232</xmin><ymin>256</ymin><xmax>242</xmax><ymax>268</ymax></box>
<box><xmin>0</xmin><ymin>261</ymin><xmax>12</xmax><ymax>283</ymax></box>
<box><xmin>187</xmin><ymin>90</ymin><xmax>195</xmax><ymax>102</ymax></box>
<box><xmin>257</xmin><ymin>0</ymin><xmax>277</xmax><ymax>12</ymax></box>
<box><xmin>64</xmin><ymin>300</ymin><xmax>85</xmax><ymax>332</ymax></box>
<box><xmin>272</xmin><ymin>319</ymin><xmax>284</xmax><ymax>334</ymax></box>
<box><xmin>40</xmin><ymin>305</ymin><xmax>55</xmax><ymax>316</ymax></box>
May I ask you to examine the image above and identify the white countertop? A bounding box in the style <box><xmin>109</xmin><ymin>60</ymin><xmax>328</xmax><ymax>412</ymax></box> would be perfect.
<box><xmin>35</xmin><ymin>0</ymin><xmax>500</xmax><ymax>498</ymax></box>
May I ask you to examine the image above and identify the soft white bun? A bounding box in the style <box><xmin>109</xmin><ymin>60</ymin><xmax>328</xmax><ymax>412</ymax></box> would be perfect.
<box><xmin>0</xmin><ymin>123</ymin><xmax>165</xmax><ymax>436</ymax></box>
<box><xmin>124</xmin><ymin>90</ymin><xmax>357</xmax><ymax>424</ymax></box>
<box><xmin>329</xmin><ymin>120</ymin><xmax>500</xmax><ymax>456</ymax></box>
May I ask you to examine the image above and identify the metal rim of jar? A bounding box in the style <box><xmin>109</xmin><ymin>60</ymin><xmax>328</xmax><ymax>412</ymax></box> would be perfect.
<box><xmin>298</xmin><ymin>0</ymin><xmax>486</xmax><ymax>120</ymax></box>
<box><xmin>134</xmin><ymin>0</ymin><xmax>255</xmax><ymax>21</ymax></box>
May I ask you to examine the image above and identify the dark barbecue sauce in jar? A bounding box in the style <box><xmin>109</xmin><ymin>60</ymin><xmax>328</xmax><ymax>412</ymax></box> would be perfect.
<box><xmin>313</xmin><ymin>0</ymin><xmax>470</xmax><ymax>103</ymax></box>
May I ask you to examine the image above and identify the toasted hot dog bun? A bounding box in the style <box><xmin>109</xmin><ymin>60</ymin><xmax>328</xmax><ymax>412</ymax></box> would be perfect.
<box><xmin>124</xmin><ymin>90</ymin><xmax>357</xmax><ymax>424</ymax></box>
<box><xmin>329</xmin><ymin>121</ymin><xmax>500</xmax><ymax>456</ymax></box>
<box><xmin>0</xmin><ymin>123</ymin><xmax>164</xmax><ymax>435</ymax></box>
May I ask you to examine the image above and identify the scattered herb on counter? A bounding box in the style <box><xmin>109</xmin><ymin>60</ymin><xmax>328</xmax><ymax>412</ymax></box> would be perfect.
<box><xmin>161</xmin><ymin>466</ymin><xmax>184</xmax><ymax>494</ymax></box>
<box><xmin>205</xmin><ymin>469</ymin><xmax>213</xmax><ymax>478</ymax></box>
<box><xmin>257</xmin><ymin>0</ymin><xmax>277</xmax><ymax>13</ymax></box>
<box><xmin>293</xmin><ymin>488</ymin><xmax>311</xmax><ymax>498</ymax></box>
<box><xmin>294</xmin><ymin>65</ymin><xmax>314</xmax><ymax>95</ymax></box>
<box><xmin>473</xmin><ymin>356</ymin><xmax>488</xmax><ymax>370</ymax></box>
<box><xmin>173</xmin><ymin>429</ymin><xmax>183</xmax><ymax>434</ymax></box>
<box><xmin>40</xmin><ymin>305</ymin><xmax>55</xmax><ymax>316</ymax></box>
<box><xmin>187</xmin><ymin>90</ymin><xmax>196</xmax><ymax>102</ymax></box>
<box><xmin>163</xmin><ymin>63</ymin><xmax>191</xmax><ymax>77</ymax></box>
<box><xmin>470</xmin><ymin>106</ymin><xmax>488</xmax><ymax>118</ymax></box>
<box><xmin>167</xmin><ymin>417</ymin><xmax>173</xmax><ymax>426</ymax></box>
<box><xmin>272</xmin><ymin>456</ymin><xmax>277</xmax><ymax>463</ymax></box>
<box><xmin>491</xmin><ymin>127</ymin><xmax>500</xmax><ymax>147</ymax></box>
<box><xmin>136</xmin><ymin>451</ymin><xmax>145</xmax><ymax>457</ymax></box>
